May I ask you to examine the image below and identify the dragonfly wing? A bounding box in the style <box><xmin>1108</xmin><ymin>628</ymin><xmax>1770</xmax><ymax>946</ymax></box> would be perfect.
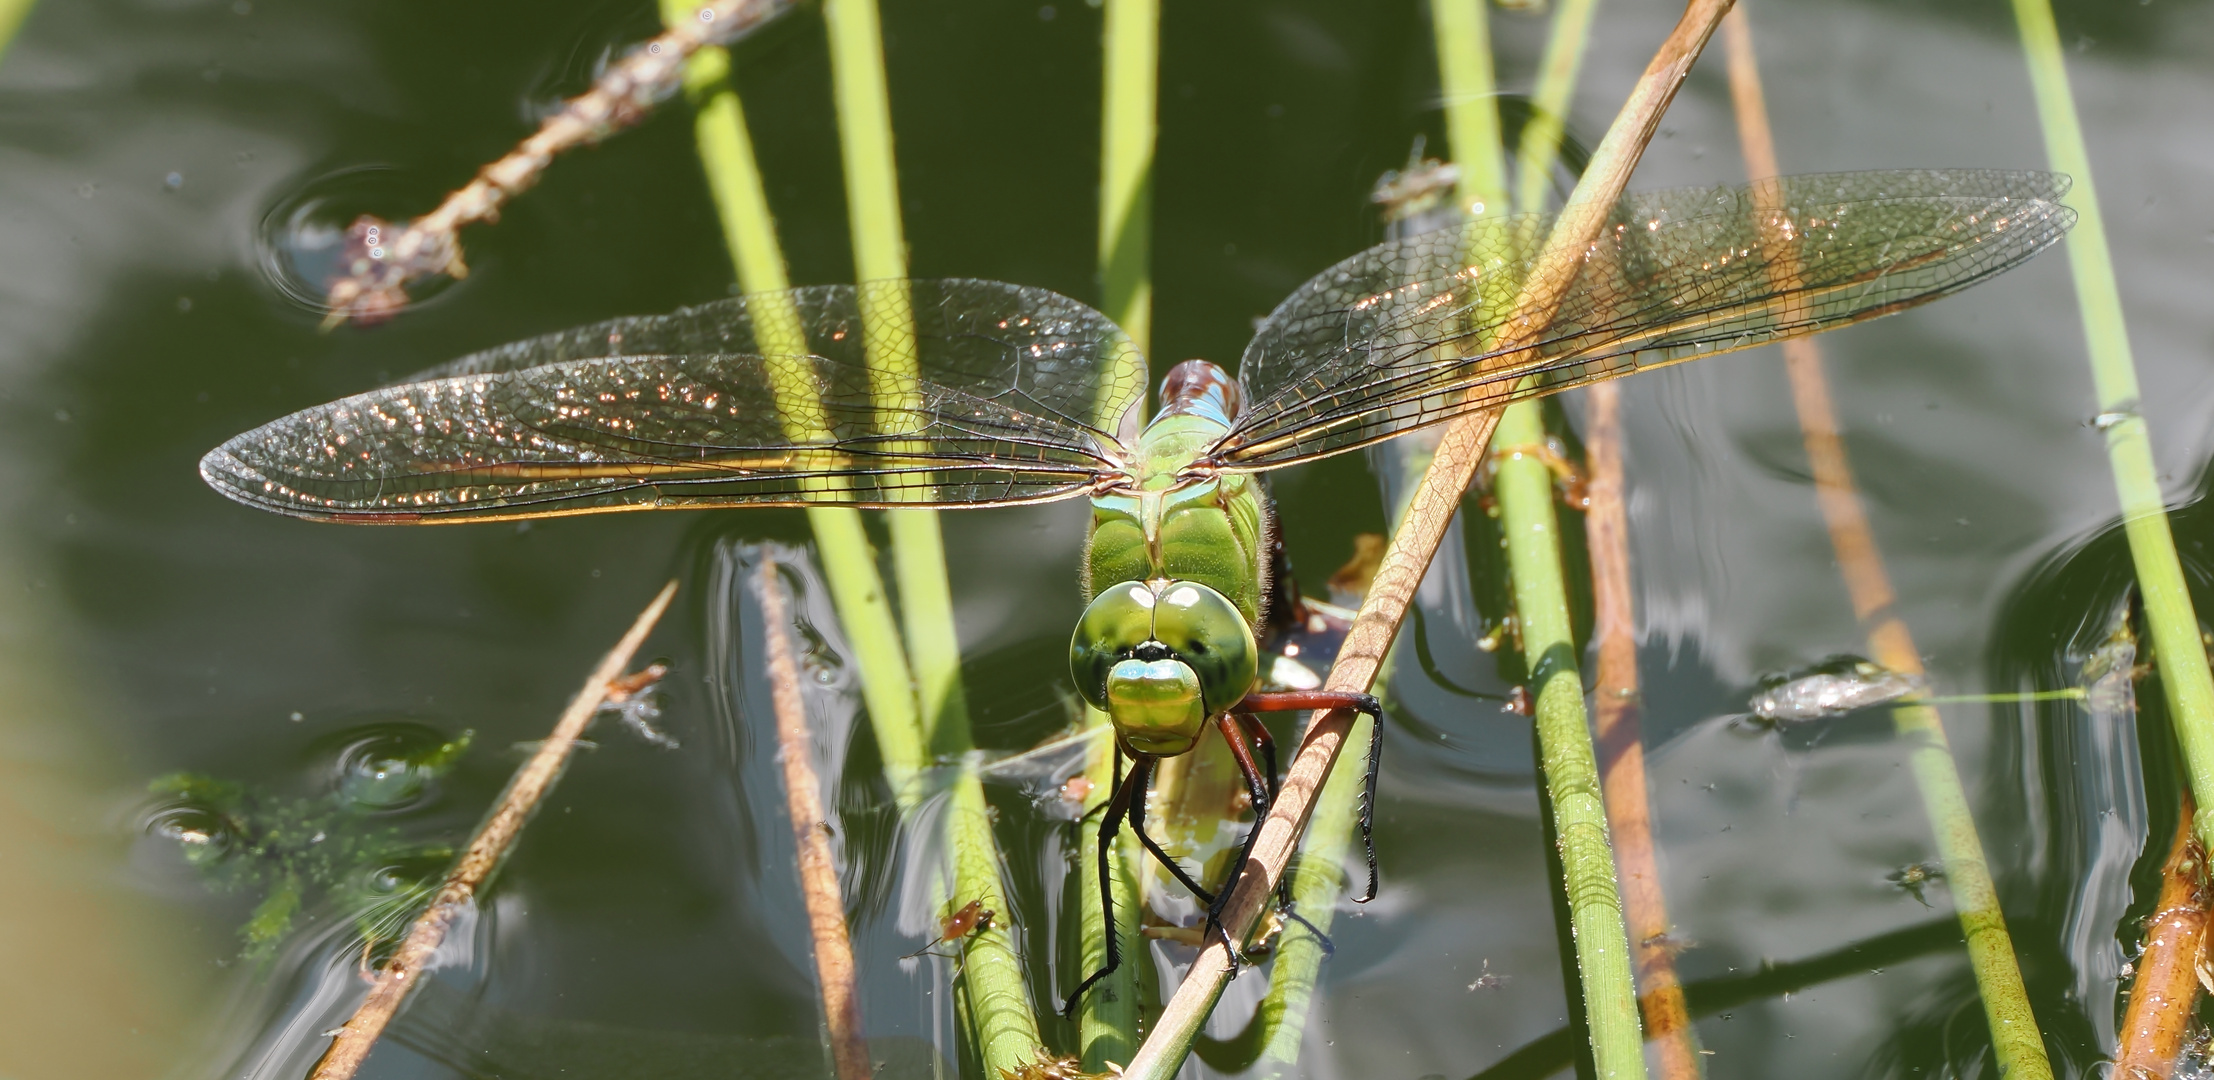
<box><xmin>1216</xmin><ymin>169</ymin><xmax>2076</xmax><ymax>469</ymax></box>
<box><xmin>202</xmin><ymin>280</ymin><xmax>1149</xmax><ymax>522</ymax></box>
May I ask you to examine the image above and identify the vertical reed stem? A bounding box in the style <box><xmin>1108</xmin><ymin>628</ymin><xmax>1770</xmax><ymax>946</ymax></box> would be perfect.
<box><xmin>1098</xmin><ymin>0</ymin><xmax>1158</xmax><ymax>354</ymax></box>
<box><xmin>822</xmin><ymin>0</ymin><xmax>973</xmax><ymax>755</ymax></box>
<box><xmin>1436</xmin><ymin>2</ymin><xmax>1648</xmax><ymax>1074</ymax></box>
<box><xmin>2008</xmin><ymin>0</ymin><xmax>2214</xmax><ymax>855</ymax></box>
<box><xmin>1075</xmin><ymin>2</ymin><xmax>1161</xmax><ymax>1061</ymax></box>
<box><xmin>1723</xmin><ymin>9</ymin><xmax>2052</xmax><ymax>1079</ymax></box>
<box><xmin>672</xmin><ymin>6</ymin><xmax>1043</xmax><ymax>1067</ymax></box>
<box><xmin>1583</xmin><ymin>383</ymin><xmax>1703</xmax><ymax>1079</ymax></box>
<box><xmin>0</xmin><ymin>0</ymin><xmax>34</xmax><ymax>62</ymax></box>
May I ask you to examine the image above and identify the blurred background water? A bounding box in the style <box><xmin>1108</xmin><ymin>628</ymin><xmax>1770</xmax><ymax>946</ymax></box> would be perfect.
<box><xmin>0</xmin><ymin>0</ymin><xmax>2210</xmax><ymax>1076</ymax></box>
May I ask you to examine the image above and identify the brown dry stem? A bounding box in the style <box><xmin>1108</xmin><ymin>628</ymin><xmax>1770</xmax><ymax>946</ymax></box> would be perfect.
<box><xmin>1584</xmin><ymin>380</ymin><xmax>1703</xmax><ymax>1078</ymax></box>
<box><xmin>1724</xmin><ymin>8</ymin><xmax>2051</xmax><ymax>1077</ymax></box>
<box><xmin>320</xmin><ymin>0</ymin><xmax>788</xmax><ymax>326</ymax></box>
<box><xmin>1119</xmin><ymin>2</ymin><xmax>1736</xmax><ymax>1073</ymax></box>
<box><xmin>2115</xmin><ymin>792</ymin><xmax>2210</xmax><ymax>1079</ymax></box>
<box><xmin>756</xmin><ymin>560</ymin><xmax>871</xmax><ymax>1080</ymax></box>
<box><xmin>307</xmin><ymin>579</ymin><xmax>679</xmax><ymax>1080</ymax></box>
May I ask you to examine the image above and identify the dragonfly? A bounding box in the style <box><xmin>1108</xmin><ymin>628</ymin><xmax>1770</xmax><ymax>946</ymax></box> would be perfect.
<box><xmin>200</xmin><ymin>168</ymin><xmax>2075</xmax><ymax>1014</ymax></box>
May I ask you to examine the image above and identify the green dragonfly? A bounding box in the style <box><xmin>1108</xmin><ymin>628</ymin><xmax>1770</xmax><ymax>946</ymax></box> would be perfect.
<box><xmin>201</xmin><ymin>169</ymin><xmax>2074</xmax><ymax>1013</ymax></box>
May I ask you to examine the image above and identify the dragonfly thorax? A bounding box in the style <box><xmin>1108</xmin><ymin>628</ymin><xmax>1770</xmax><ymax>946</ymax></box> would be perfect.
<box><xmin>1069</xmin><ymin>578</ymin><xmax>1258</xmax><ymax>756</ymax></box>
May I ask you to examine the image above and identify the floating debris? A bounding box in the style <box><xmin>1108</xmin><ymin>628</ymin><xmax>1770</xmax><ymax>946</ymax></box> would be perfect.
<box><xmin>1749</xmin><ymin>657</ymin><xmax>1924</xmax><ymax>723</ymax></box>
<box><xmin>1886</xmin><ymin>860</ymin><xmax>1946</xmax><ymax>907</ymax></box>
<box><xmin>598</xmin><ymin>662</ymin><xmax>677</xmax><ymax>748</ymax></box>
<box><xmin>1468</xmin><ymin>958</ymin><xmax>1511</xmax><ymax>991</ymax></box>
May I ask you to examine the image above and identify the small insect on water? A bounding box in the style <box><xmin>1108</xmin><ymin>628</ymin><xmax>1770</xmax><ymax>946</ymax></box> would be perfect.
<box><xmin>902</xmin><ymin>899</ymin><xmax>995</xmax><ymax>960</ymax></box>
<box><xmin>1887</xmin><ymin>860</ymin><xmax>1946</xmax><ymax>907</ymax></box>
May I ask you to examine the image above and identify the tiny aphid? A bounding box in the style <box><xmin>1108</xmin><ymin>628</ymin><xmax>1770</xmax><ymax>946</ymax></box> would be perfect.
<box><xmin>904</xmin><ymin>899</ymin><xmax>994</xmax><ymax>960</ymax></box>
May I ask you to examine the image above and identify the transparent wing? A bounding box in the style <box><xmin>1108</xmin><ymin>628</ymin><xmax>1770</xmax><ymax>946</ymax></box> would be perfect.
<box><xmin>1217</xmin><ymin>170</ymin><xmax>2076</xmax><ymax>468</ymax></box>
<box><xmin>201</xmin><ymin>280</ymin><xmax>1150</xmax><ymax>522</ymax></box>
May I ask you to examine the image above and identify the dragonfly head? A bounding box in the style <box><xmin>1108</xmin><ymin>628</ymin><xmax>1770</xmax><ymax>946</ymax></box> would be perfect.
<box><xmin>1070</xmin><ymin>578</ymin><xmax>1258</xmax><ymax>757</ymax></box>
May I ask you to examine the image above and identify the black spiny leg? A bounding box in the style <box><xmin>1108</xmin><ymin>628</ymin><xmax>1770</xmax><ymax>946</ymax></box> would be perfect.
<box><xmin>1061</xmin><ymin>748</ymin><xmax>1144</xmax><ymax>1018</ymax></box>
<box><xmin>1125</xmin><ymin>754</ymin><xmax>1217</xmax><ymax>904</ymax></box>
<box><xmin>1236</xmin><ymin>690</ymin><xmax>1386</xmax><ymax>902</ymax></box>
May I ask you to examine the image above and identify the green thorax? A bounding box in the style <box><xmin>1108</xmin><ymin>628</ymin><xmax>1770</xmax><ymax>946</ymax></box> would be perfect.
<box><xmin>1084</xmin><ymin>410</ymin><xmax>1267</xmax><ymax>628</ymax></box>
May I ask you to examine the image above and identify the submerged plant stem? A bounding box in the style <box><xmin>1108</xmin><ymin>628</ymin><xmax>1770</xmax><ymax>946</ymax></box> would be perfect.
<box><xmin>1722</xmin><ymin>10</ymin><xmax>2053</xmax><ymax>1079</ymax></box>
<box><xmin>2114</xmin><ymin>792</ymin><xmax>2208</xmax><ymax>1077</ymax></box>
<box><xmin>1119</xmin><ymin>5</ymin><xmax>1735</xmax><ymax>1076</ymax></box>
<box><xmin>2008</xmin><ymin>0</ymin><xmax>2214</xmax><ymax>855</ymax></box>
<box><xmin>1584</xmin><ymin>381</ymin><xmax>1703</xmax><ymax>1079</ymax></box>
<box><xmin>758</xmin><ymin>561</ymin><xmax>871</xmax><ymax>1080</ymax></box>
<box><xmin>306</xmin><ymin>580</ymin><xmax>678</xmax><ymax>1080</ymax></box>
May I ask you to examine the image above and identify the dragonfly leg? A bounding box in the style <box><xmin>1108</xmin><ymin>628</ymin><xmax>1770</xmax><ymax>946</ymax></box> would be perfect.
<box><xmin>1234</xmin><ymin>713</ymin><xmax>1300</xmax><ymax>909</ymax></box>
<box><xmin>1061</xmin><ymin>748</ymin><xmax>1143</xmax><ymax>1019</ymax></box>
<box><xmin>1202</xmin><ymin>711</ymin><xmax>1279</xmax><ymax>968</ymax></box>
<box><xmin>1126</xmin><ymin>755</ymin><xmax>1217</xmax><ymax>905</ymax></box>
<box><xmin>1235</xmin><ymin>690</ymin><xmax>1385</xmax><ymax>903</ymax></box>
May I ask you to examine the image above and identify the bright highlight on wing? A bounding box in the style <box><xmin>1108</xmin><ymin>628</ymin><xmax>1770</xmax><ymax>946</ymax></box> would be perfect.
<box><xmin>1216</xmin><ymin>170</ymin><xmax>2074</xmax><ymax>468</ymax></box>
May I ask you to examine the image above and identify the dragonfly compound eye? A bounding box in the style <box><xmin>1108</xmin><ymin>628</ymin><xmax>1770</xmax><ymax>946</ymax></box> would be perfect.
<box><xmin>1147</xmin><ymin>580</ymin><xmax>1258</xmax><ymax>716</ymax></box>
<box><xmin>1070</xmin><ymin>581</ymin><xmax>1159</xmax><ymax>712</ymax></box>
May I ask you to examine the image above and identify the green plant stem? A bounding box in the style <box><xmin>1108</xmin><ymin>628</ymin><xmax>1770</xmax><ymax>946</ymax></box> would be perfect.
<box><xmin>662</xmin><ymin>18</ymin><xmax>929</xmax><ymax>801</ymax></box>
<box><xmin>1436</xmin><ymin>2</ymin><xmax>1646</xmax><ymax>1077</ymax></box>
<box><xmin>822</xmin><ymin>0</ymin><xmax>972</xmax><ymax>756</ymax></box>
<box><xmin>1431</xmin><ymin>0</ymin><xmax>1510</xmax><ymax>219</ymax></box>
<box><xmin>1098</xmin><ymin>0</ymin><xmax>1157</xmax><ymax>355</ymax></box>
<box><xmin>1076</xmin><ymin>707</ymin><xmax>1148</xmax><ymax>1072</ymax></box>
<box><xmin>0</xmin><ymin>0</ymin><xmax>35</xmax><ymax>63</ymax></box>
<box><xmin>672</xmin><ymin>8</ymin><xmax>1042</xmax><ymax>1070</ymax></box>
<box><xmin>1512</xmin><ymin>0</ymin><xmax>1601</xmax><ymax>215</ymax></box>
<box><xmin>1253</xmin><ymin>693</ymin><xmax>1377</xmax><ymax>1076</ymax></box>
<box><xmin>820</xmin><ymin>0</ymin><xmax>1041</xmax><ymax>1067</ymax></box>
<box><xmin>2010</xmin><ymin>0</ymin><xmax>2214</xmax><ymax>851</ymax></box>
<box><xmin>1074</xmin><ymin>2</ymin><xmax>1159</xmax><ymax>1058</ymax></box>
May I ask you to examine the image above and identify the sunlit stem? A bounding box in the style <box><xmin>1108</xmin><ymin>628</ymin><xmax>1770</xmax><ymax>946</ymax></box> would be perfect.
<box><xmin>1435</xmin><ymin>2</ymin><xmax>1647</xmax><ymax>1078</ymax></box>
<box><xmin>2010</xmin><ymin>0</ymin><xmax>2214</xmax><ymax>854</ymax></box>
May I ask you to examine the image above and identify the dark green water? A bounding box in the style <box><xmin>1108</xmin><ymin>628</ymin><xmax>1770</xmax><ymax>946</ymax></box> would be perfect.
<box><xmin>2</xmin><ymin>0</ymin><xmax>2211</xmax><ymax>1077</ymax></box>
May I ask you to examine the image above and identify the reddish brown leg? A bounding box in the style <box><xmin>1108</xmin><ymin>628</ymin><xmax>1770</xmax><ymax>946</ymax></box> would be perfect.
<box><xmin>1234</xmin><ymin>690</ymin><xmax>1384</xmax><ymax>903</ymax></box>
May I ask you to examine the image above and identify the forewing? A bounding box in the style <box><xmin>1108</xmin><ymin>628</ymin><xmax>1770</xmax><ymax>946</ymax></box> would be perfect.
<box><xmin>1218</xmin><ymin>169</ymin><xmax>2075</xmax><ymax>468</ymax></box>
<box><xmin>201</xmin><ymin>280</ymin><xmax>1149</xmax><ymax>522</ymax></box>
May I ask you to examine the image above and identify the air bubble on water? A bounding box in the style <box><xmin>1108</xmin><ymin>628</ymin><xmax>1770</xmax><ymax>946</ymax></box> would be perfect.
<box><xmin>289</xmin><ymin>711</ymin><xmax>304</xmax><ymax>722</ymax></box>
<box><xmin>163</xmin><ymin>171</ymin><xmax>184</xmax><ymax>191</ymax></box>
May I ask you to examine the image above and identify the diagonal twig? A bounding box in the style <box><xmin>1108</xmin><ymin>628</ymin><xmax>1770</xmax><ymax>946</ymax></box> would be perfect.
<box><xmin>1118</xmin><ymin>4</ymin><xmax>1736</xmax><ymax>1075</ymax></box>
<box><xmin>320</xmin><ymin>0</ymin><xmax>789</xmax><ymax>326</ymax></box>
<box><xmin>307</xmin><ymin>579</ymin><xmax>679</xmax><ymax>1080</ymax></box>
